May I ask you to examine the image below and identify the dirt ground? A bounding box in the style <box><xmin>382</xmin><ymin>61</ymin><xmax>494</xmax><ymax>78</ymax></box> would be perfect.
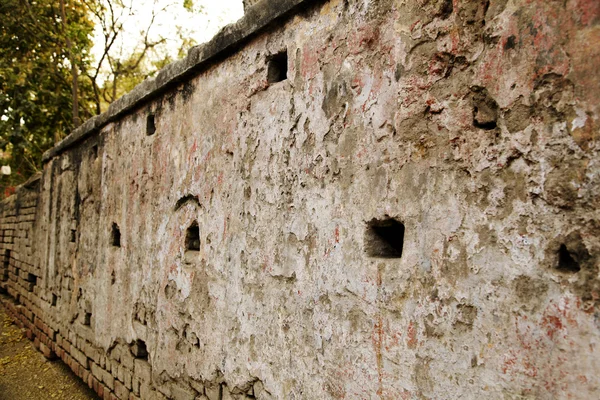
<box><xmin>0</xmin><ymin>305</ymin><xmax>99</xmax><ymax>400</ymax></box>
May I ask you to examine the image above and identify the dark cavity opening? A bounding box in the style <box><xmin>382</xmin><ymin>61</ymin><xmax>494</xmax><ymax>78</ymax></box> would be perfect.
<box><xmin>83</xmin><ymin>312</ymin><xmax>92</xmax><ymax>326</ymax></box>
<box><xmin>27</xmin><ymin>273</ymin><xmax>37</xmax><ymax>285</ymax></box>
<box><xmin>146</xmin><ymin>113</ymin><xmax>156</xmax><ymax>136</ymax></box>
<box><xmin>70</xmin><ymin>229</ymin><xmax>77</xmax><ymax>243</ymax></box>
<box><xmin>438</xmin><ymin>0</ymin><xmax>453</xmax><ymax>19</ymax></box>
<box><xmin>3</xmin><ymin>249</ymin><xmax>9</xmax><ymax>268</ymax></box>
<box><xmin>557</xmin><ymin>244</ymin><xmax>580</xmax><ymax>273</ymax></box>
<box><xmin>51</xmin><ymin>293</ymin><xmax>57</xmax><ymax>307</ymax></box>
<box><xmin>267</xmin><ymin>50</ymin><xmax>288</xmax><ymax>84</ymax></box>
<box><xmin>186</xmin><ymin>222</ymin><xmax>200</xmax><ymax>251</ymax></box>
<box><xmin>91</xmin><ymin>144</ymin><xmax>98</xmax><ymax>159</ymax></box>
<box><xmin>130</xmin><ymin>339</ymin><xmax>148</xmax><ymax>360</ymax></box>
<box><xmin>111</xmin><ymin>223</ymin><xmax>121</xmax><ymax>247</ymax></box>
<box><xmin>365</xmin><ymin>218</ymin><xmax>405</xmax><ymax>258</ymax></box>
<box><xmin>174</xmin><ymin>194</ymin><xmax>201</xmax><ymax>211</ymax></box>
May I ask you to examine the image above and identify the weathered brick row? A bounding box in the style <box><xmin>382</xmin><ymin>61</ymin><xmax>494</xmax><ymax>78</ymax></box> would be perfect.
<box><xmin>1</xmin><ymin>293</ymin><xmax>122</xmax><ymax>400</ymax></box>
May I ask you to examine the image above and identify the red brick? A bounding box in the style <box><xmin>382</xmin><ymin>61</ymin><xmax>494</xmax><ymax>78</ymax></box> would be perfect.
<box><xmin>96</xmin><ymin>382</ymin><xmax>105</xmax><ymax>398</ymax></box>
<box><xmin>40</xmin><ymin>342</ymin><xmax>57</xmax><ymax>360</ymax></box>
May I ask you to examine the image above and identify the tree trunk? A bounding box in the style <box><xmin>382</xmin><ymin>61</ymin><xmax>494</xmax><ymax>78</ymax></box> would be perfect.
<box><xmin>59</xmin><ymin>0</ymin><xmax>80</xmax><ymax>140</ymax></box>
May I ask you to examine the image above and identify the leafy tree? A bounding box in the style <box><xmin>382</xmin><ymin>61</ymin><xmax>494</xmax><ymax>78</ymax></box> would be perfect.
<box><xmin>0</xmin><ymin>0</ymin><xmax>215</xmax><ymax>197</ymax></box>
<box><xmin>0</xmin><ymin>0</ymin><xmax>95</xmax><ymax>195</ymax></box>
<box><xmin>84</xmin><ymin>0</ymin><xmax>203</xmax><ymax>114</ymax></box>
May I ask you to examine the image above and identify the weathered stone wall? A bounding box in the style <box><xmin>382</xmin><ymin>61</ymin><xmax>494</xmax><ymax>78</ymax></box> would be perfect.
<box><xmin>1</xmin><ymin>0</ymin><xmax>600</xmax><ymax>399</ymax></box>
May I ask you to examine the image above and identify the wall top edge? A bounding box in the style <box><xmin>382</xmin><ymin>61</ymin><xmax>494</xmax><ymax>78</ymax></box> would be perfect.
<box><xmin>42</xmin><ymin>0</ymin><xmax>315</xmax><ymax>163</ymax></box>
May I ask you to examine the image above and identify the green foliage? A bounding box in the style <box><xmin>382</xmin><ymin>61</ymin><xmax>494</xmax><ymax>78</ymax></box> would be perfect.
<box><xmin>0</xmin><ymin>0</ymin><xmax>208</xmax><ymax>197</ymax></box>
<box><xmin>183</xmin><ymin>0</ymin><xmax>194</xmax><ymax>12</ymax></box>
<box><xmin>0</xmin><ymin>0</ymin><xmax>95</xmax><ymax>195</ymax></box>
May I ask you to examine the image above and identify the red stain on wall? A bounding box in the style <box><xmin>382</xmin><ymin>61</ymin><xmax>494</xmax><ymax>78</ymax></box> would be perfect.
<box><xmin>502</xmin><ymin>296</ymin><xmax>590</xmax><ymax>397</ymax></box>
<box><xmin>406</xmin><ymin>320</ymin><xmax>418</xmax><ymax>349</ymax></box>
<box><xmin>571</xmin><ymin>0</ymin><xmax>600</xmax><ymax>26</ymax></box>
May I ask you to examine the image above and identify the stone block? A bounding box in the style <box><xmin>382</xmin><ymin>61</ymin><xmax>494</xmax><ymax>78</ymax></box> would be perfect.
<box><xmin>133</xmin><ymin>359</ymin><xmax>152</xmax><ymax>383</ymax></box>
<box><xmin>103</xmin><ymin>369</ymin><xmax>115</xmax><ymax>390</ymax></box>
<box><xmin>39</xmin><ymin>342</ymin><xmax>57</xmax><ymax>360</ymax></box>
<box><xmin>171</xmin><ymin>383</ymin><xmax>197</xmax><ymax>400</ymax></box>
<box><xmin>189</xmin><ymin>380</ymin><xmax>205</xmax><ymax>395</ymax></box>
<box><xmin>71</xmin><ymin>346</ymin><xmax>89</xmax><ymax>369</ymax></box>
<box><xmin>139</xmin><ymin>382</ymin><xmax>152</xmax><ymax>399</ymax></box>
<box><xmin>115</xmin><ymin>380</ymin><xmax>130</xmax><ymax>400</ymax></box>
<box><xmin>205</xmin><ymin>385</ymin><xmax>220</xmax><ymax>400</ymax></box>
<box><xmin>131</xmin><ymin>378</ymin><xmax>140</xmax><ymax>395</ymax></box>
<box><xmin>123</xmin><ymin>368</ymin><xmax>132</xmax><ymax>390</ymax></box>
<box><xmin>91</xmin><ymin>362</ymin><xmax>104</xmax><ymax>381</ymax></box>
<box><xmin>121</xmin><ymin>351</ymin><xmax>134</xmax><ymax>370</ymax></box>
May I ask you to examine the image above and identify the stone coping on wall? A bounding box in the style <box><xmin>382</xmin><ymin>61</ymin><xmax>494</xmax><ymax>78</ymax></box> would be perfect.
<box><xmin>42</xmin><ymin>0</ymin><xmax>316</xmax><ymax>163</ymax></box>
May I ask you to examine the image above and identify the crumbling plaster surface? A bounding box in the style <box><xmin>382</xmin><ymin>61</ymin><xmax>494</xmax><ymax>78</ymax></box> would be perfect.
<box><xmin>21</xmin><ymin>0</ymin><xmax>600</xmax><ymax>398</ymax></box>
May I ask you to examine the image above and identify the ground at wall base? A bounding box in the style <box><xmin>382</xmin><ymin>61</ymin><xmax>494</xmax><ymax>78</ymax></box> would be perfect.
<box><xmin>0</xmin><ymin>299</ymin><xmax>98</xmax><ymax>400</ymax></box>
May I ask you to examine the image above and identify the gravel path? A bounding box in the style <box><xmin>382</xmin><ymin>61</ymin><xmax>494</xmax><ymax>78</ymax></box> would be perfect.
<box><xmin>0</xmin><ymin>305</ymin><xmax>98</xmax><ymax>400</ymax></box>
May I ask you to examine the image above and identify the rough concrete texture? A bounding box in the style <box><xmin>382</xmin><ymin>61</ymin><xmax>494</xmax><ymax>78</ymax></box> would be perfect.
<box><xmin>243</xmin><ymin>0</ymin><xmax>263</xmax><ymax>12</ymax></box>
<box><xmin>2</xmin><ymin>0</ymin><xmax>600</xmax><ymax>399</ymax></box>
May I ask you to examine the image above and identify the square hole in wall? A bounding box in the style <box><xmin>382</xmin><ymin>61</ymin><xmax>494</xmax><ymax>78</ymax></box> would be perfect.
<box><xmin>146</xmin><ymin>113</ymin><xmax>156</xmax><ymax>135</ymax></box>
<box><xmin>51</xmin><ymin>293</ymin><xmax>57</xmax><ymax>307</ymax></box>
<box><xmin>111</xmin><ymin>223</ymin><xmax>121</xmax><ymax>247</ymax></box>
<box><xmin>83</xmin><ymin>312</ymin><xmax>92</xmax><ymax>326</ymax></box>
<box><xmin>365</xmin><ymin>218</ymin><xmax>405</xmax><ymax>258</ymax></box>
<box><xmin>267</xmin><ymin>50</ymin><xmax>288</xmax><ymax>84</ymax></box>
<box><xmin>27</xmin><ymin>273</ymin><xmax>37</xmax><ymax>285</ymax></box>
<box><xmin>70</xmin><ymin>229</ymin><xmax>77</xmax><ymax>243</ymax></box>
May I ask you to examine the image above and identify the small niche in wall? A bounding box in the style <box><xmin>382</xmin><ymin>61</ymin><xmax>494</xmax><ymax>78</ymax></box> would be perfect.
<box><xmin>146</xmin><ymin>113</ymin><xmax>156</xmax><ymax>136</ymax></box>
<box><xmin>130</xmin><ymin>339</ymin><xmax>148</xmax><ymax>360</ymax></box>
<box><xmin>83</xmin><ymin>312</ymin><xmax>92</xmax><ymax>326</ymax></box>
<box><xmin>267</xmin><ymin>50</ymin><xmax>288</xmax><ymax>84</ymax></box>
<box><xmin>51</xmin><ymin>293</ymin><xmax>58</xmax><ymax>306</ymax></box>
<box><xmin>184</xmin><ymin>222</ymin><xmax>200</xmax><ymax>263</ymax></box>
<box><xmin>70</xmin><ymin>229</ymin><xmax>77</xmax><ymax>243</ymax></box>
<box><xmin>111</xmin><ymin>223</ymin><xmax>121</xmax><ymax>247</ymax></box>
<box><xmin>91</xmin><ymin>144</ymin><xmax>98</xmax><ymax>159</ymax></box>
<box><xmin>186</xmin><ymin>222</ymin><xmax>200</xmax><ymax>251</ymax></box>
<box><xmin>26</xmin><ymin>273</ymin><xmax>37</xmax><ymax>285</ymax></box>
<box><xmin>557</xmin><ymin>244</ymin><xmax>581</xmax><ymax>273</ymax></box>
<box><xmin>365</xmin><ymin>218</ymin><xmax>405</xmax><ymax>258</ymax></box>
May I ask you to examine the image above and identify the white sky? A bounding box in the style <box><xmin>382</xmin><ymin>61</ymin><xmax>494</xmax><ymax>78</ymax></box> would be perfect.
<box><xmin>91</xmin><ymin>0</ymin><xmax>244</xmax><ymax>76</ymax></box>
